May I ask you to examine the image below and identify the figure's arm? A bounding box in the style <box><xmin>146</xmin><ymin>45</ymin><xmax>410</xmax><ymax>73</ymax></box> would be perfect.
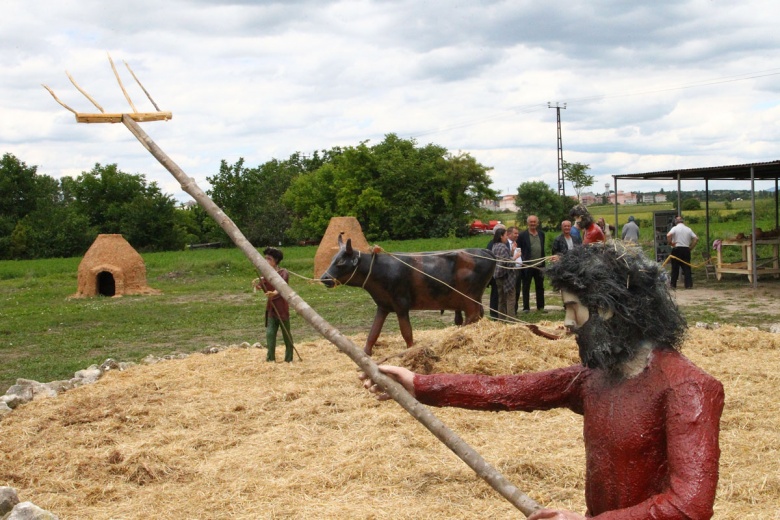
<box><xmin>361</xmin><ymin>366</ymin><xmax>587</xmax><ymax>413</ymax></box>
<box><xmin>413</xmin><ymin>366</ymin><xmax>587</xmax><ymax>413</ymax></box>
<box><xmin>592</xmin><ymin>377</ymin><xmax>725</xmax><ymax>520</ymax></box>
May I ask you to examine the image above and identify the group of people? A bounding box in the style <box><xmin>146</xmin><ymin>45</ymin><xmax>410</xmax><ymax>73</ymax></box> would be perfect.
<box><xmin>486</xmin><ymin>215</ymin><xmax>548</xmax><ymax>319</ymax></box>
<box><xmin>487</xmin><ymin>206</ymin><xmax>627</xmax><ymax>321</ymax></box>
<box><xmin>488</xmin><ymin>207</ymin><xmax>702</xmax><ymax>321</ymax></box>
<box><xmin>260</xmin><ymin>211</ymin><xmax>699</xmax><ymax>361</ymax></box>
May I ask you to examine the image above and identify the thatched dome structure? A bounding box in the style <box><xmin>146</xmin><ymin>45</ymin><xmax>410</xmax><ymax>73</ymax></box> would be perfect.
<box><xmin>73</xmin><ymin>234</ymin><xmax>160</xmax><ymax>297</ymax></box>
<box><xmin>313</xmin><ymin>217</ymin><xmax>370</xmax><ymax>278</ymax></box>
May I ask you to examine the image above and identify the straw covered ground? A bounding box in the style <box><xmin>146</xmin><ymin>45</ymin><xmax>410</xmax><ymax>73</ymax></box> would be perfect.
<box><xmin>1</xmin><ymin>320</ymin><xmax>779</xmax><ymax>519</ymax></box>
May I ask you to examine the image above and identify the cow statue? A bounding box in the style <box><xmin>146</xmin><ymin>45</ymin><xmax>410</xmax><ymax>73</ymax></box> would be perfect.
<box><xmin>320</xmin><ymin>234</ymin><xmax>496</xmax><ymax>355</ymax></box>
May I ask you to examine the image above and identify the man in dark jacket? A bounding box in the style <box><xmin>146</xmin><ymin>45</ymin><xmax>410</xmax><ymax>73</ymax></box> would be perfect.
<box><xmin>551</xmin><ymin>220</ymin><xmax>582</xmax><ymax>261</ymax></box>
<box><xmin>516</xmin><ymin>215</ymin><xmax>545</xmax><ymax>313</ymax></box>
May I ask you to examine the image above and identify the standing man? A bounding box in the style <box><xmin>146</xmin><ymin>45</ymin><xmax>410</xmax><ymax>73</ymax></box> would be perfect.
<box><xmin>551</xmin><ymin>220</ymin><xmax>581</xmax><ymax>261</ymax></box>
<box><xmin>621</xmin><ymin>215</ymin><xmax>640</xmax><ymax>243</ymax></box>
<box><xmin>361</xmin><ymin>243</ymin><xmax>724</xmax><ymax>519</ymax></box>
<box><xmin>507</xmin><ymin>226</ymin><xmax>520</xmax><ymax>252</ymax></box>
<box><xmin>517</xmin><ymin>215</ymin><xmax>545</xmax><ymax>313</ymax></box>
<box><xmin>666</xmin><ymin>216</ymin><xmax>699</xmax><ymax>289</ymax></box>
<box><xmin>570</xmin><ymin>220</ymin><xmax>581</xmax><ymax>241</ymax></box>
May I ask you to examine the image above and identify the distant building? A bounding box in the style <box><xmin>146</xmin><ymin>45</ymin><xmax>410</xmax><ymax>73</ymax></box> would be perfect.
<box><xmin>499</xmin><ymin>194</ymin><xmax>518</xmax><ymax>212</ymax></box>
<box><xmin>608</xmin><ymin>191</ymin><xmax>637</xmax><ymax>205</ymax></box>
<box><xmin>480</xmin><ymin>198</ymin><xmax>500</xmax><ymax>211</ymax></box>
<box><xmin>638</xmin><ymin>193</ymin><xmax>667</xmax><ymax>203</ymax></box>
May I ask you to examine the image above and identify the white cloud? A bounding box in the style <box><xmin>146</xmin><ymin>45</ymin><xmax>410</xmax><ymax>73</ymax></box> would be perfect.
<box><xmin>2</xmin><ymin>0</ymin><xmax>780</xmax><ymax>202</ymax></box>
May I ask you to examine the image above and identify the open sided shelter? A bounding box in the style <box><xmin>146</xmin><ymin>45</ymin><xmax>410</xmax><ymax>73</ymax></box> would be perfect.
<box><xmin>313</xmin><ymin>217</ymin><xmax>370</xmax><ymax>278</ymax></box>
<box><xmin>74</xmin><ymin>234</ymin><xmax>161</xmax><ymax>297</ymax></box>
<box><xmin>611</xmin><ymin>160</ymin><xmax>780</xmax><ymax>287</ymax></box>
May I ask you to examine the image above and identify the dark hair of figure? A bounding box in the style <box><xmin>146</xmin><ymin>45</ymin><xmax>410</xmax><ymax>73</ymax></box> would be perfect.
<box><xmin>263</xmin><ymin>247</ymin><xmax>283</xmax><ymax>265</ymax></box>
<box><xmin>545</xmin><ymin>242</ymin><xmax>686</xmax><ymax>351</ymax></box>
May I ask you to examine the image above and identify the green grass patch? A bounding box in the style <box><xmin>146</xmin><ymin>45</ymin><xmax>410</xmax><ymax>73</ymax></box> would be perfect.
<box><xmin>0</xmin><ymin>228</ymin><xmax>776</xmax><ymax>391</ymax></box>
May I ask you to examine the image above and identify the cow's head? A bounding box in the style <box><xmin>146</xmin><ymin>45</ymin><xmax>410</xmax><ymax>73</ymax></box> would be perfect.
<box><xmin>320</xmin><ymin>233</ymin><xmax>359</xmax><ymax>288</ymax></box>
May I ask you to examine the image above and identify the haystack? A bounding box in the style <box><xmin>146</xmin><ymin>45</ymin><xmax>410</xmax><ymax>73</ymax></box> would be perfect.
<box><xmin>73</xmin><ymin>234</ymin><xmax>160</xmax><ymax>297</ymax></box>
<box><xmin>313</xmin><ymin>217</ymin><xmax>371</xmax><ymax>278</ymax></box>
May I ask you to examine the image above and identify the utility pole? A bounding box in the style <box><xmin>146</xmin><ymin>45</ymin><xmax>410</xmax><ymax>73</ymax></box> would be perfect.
<box><xmin>548</xmin><ymin>102</ymin><xmax>567</xmax><ymax>196</ymax></box>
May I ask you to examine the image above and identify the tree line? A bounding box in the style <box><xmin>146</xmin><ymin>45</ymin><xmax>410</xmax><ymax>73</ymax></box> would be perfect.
<box><xmin>0</xmin><ymin>154</ymin><xmax>196</xmax><ymax>260</ymax></box>
<box><xmin>0</xmin><ymin>134</ymin><xmax>499</xmax><ymax>260</ymax></box>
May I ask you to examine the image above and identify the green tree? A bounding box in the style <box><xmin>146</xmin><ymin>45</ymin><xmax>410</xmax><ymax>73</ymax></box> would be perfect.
<box><xmin>515</xmin><ymin>181</ymin><xmax>563</xmax><ymax>229</ymax></box>
<box><xmin>671</xmin><ymin>197</ymin><xmax>702</xmax><ymax>211</ymax></box>
<box><xmin>208</xmin><ymin>152</ymin><xmax>325</xmax><ymax>246</ymax></box>
<box><xmin>69</xmin><ymin>163</ymin><xmax>182</xmax><ymax>251</ymax></box>
<box><xmin>1</xmin><ymin>153</ymin><xmax>94</xmax><ymax>259</ymax></box>
<box><xmin>563</xmin><ymin>160</ymin><xmax>595</xmax><ymax>202</ymax></box>
<box><xmin>283</xmin><ymin>162</ymin><xmax>339</xmax><ymax>241</ymax></box>
<box><xmin>0</xmin><ymin>153</ymin><xmax>40</xmax><ymax>258</ymax></box>
<box><xmin>283</xmin><ymin>134</ymin><xmax>496</xmax><ymax>241</ymax></box>
<box><xmin>682</xmin><ymin>198</ymin><xmax>702</xmax><ymax>211</ymax></box>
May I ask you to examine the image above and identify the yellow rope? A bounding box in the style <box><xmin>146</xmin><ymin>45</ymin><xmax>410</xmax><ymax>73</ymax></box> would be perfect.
<box><xmin>662</xmin><ymin>254</ymin><xmax>708</xmax><ymax>269</ymax></box>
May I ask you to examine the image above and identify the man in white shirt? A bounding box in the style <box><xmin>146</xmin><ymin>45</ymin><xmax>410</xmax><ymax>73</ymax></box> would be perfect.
<box><xmin>666</xmin><ymin>216</ymin><xmax>699</xmax><ymax>289</ymax></box>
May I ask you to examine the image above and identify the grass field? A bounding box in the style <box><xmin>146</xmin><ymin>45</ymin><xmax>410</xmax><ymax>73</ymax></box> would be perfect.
<box><xmin>2</xmin><ymin>215</ymin><xmax>778</xmax><ymax>392</ymax></box>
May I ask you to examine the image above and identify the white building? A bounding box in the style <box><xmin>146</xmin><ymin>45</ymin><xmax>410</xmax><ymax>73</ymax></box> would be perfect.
<box><xmin>499</xmin><ymin>194</ymin><xmax>518</xmax><ymax>212</ymax></box>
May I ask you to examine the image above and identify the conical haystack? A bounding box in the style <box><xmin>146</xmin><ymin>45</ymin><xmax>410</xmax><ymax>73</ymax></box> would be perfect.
<box><xmin>313</xmin><ymin>217</ymin><xmax>370</xmax><ymax>278</ymax></box>
<box><xmin>73</xmin><ymin>234</ymin><xmax>161</xmax><ymax>298</ymax></box>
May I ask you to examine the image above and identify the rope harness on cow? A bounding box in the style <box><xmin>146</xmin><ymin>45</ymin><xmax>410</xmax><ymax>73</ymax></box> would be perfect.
<box><xmin>320</xmin><ymin>249</ymin><xmax>376</xmax><ymax>289</ymax></box>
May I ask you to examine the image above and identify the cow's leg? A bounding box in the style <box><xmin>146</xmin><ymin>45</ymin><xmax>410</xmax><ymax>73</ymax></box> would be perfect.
<box><xmin>365</xmin><ymin>307</ymin><xmax>390</xmax><ymax>355</ymax></box>
<box><xmin>397</xmin><ymin>310</ymin><xmax>414</xmax><ymax>348</ymax></box>
<box><xmin>454</xmin><ymin>310</ymin><xmax>464</xmax><ymax>325</ymax></box>
<box><xmin>463</xmin><ymin>301</ymin><xmax>483</xmax><ymax>325</ymax></box>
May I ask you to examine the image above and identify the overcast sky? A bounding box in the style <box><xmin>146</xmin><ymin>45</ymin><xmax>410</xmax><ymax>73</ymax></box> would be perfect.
<box><xmin>2</xmin><ymin>0</ymin><xmax>780</xmax><ymax>203</ymax></box>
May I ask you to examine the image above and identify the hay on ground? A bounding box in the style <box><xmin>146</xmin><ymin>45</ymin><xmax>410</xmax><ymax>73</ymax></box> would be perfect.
<box><xmin>1</xmin><ymin>321</ymin><xmax>778</xmax><ymax>519</ymax></box>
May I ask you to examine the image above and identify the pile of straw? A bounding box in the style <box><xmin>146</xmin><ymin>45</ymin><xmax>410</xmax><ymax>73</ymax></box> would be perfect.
<box><xmin>1</xmin><ymin>321</ymin><xmax>778</xmax><ymax>519</ymax></box>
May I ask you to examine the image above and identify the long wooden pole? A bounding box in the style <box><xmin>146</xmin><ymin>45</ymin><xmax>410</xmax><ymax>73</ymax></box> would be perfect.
<box><xmin>121</xmin><ymin>114</ymin><xmax>542</xmax><ymax>516</ymax></box>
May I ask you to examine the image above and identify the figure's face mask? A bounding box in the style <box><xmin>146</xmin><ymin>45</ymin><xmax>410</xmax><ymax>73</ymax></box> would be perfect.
<box><xmin>562</xmin><ymin>290</ymin><xmax>590</xmax><ymax>330</ymax></box>
<box><xmin>562</xmin><ymin>291</ymin><xmax>624</xmax><ymax>372</ymax></box>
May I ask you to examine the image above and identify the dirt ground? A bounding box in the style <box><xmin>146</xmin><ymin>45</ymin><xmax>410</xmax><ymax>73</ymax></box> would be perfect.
<box><xmin>671</xmin><ymin>281</ymin><xmax>780</xmax><ymax>324</ymax></box>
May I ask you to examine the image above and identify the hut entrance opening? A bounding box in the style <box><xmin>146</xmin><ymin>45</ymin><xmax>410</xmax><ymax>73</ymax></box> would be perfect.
<box><xmin>97</xmin><ymin>271</ymin><xmax>116</xmax><ymax>297</ymax></box>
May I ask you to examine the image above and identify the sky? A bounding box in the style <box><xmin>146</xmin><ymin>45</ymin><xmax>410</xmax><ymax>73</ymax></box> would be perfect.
<box><xmin>2</xmin><ymin>0</ymin><xmax>780</xmax><ymax>203</ymax></box>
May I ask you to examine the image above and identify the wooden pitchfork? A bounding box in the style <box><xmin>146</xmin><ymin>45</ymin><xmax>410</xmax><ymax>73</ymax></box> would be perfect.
<box><xmin>43</xmin><ymin>55</ymin><xmax>542</xmax><ymax>517</ymax></box>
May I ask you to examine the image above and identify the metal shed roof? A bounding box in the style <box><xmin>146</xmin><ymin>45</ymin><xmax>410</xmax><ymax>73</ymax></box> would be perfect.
<box><xmin>613</xmin><ymin>160</ymin><xmax>780</xmax><ymax>181</ymax></box>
